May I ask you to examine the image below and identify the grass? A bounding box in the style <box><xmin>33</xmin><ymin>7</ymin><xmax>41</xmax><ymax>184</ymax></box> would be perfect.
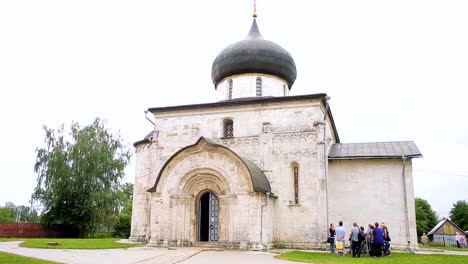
<box><xmin>276</xmin><ymin>251</ymin><xmax>468</xmax><ymax>264</ymax></box>
<box><xmin>421</xmin><ymin>245</ymin><xmax>468</xmax><ymax>252</ymax></box>
<box><xmin>0</xmin><ymin>251</ymin><xmax>61</xmax><ymax>264</ymax></box>
<box><xmin>0</xmin><ymin>238</ymin><xmax>141</xmax><ymax>249</ymax></box>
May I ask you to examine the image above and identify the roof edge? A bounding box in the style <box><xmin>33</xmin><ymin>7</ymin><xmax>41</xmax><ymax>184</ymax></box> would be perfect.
<box><xmin>428</xmin><ymin>218</ymin><xmax>466</xmax><ymax>236</ymax></box>
<box><xmin>133</xmin><ymin>139</ymin><xmax>150</xmax><ymax>147</ymax></box>
<box><xmin>329</xmin><ymin>154</ymin><xmax>423</xmax><ymax>160</ymax></box>
<box><xmin>147</xmin><ymin>137</ymin><xmax>271</xmax><ymax>194</ymax></box>
<box><xmin>147</xmin><ymin>93</ymin><xmax>340</xmax><ymax>144</ymax></box>
<box><xmin>148</xmin><ymin>93</ymin><xmax>327</xmax><ymax>113</ymax></box>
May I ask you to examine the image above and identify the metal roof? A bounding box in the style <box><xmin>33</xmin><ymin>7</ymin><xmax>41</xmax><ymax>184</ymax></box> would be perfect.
<box><xmin>146</xmin><ymin>94</ymin><xmax>340</xmax><ymax>143</ymax></box>
<box><xmin>328</xmin><ymin>141</ymin><xmax>422</xmax><ymax>160</ymax></box>
<box><xmin>211</xmin><ymin>18</ymin><xmax>297</xmax><ymax>88</ymax></box>
<box><xmin>241</xmin><ymin>158</ymin><xmax>271</xmax><ymax>193</ymax></box>
<box><xmin>147</xmin><ymin>137</ymin><xmax>271</xmax><ymax>194</ymax></box>
<box><xmin>133</xmin><ymin>130</ymin><xmax>154</xmax><ymax>147</ymax></box>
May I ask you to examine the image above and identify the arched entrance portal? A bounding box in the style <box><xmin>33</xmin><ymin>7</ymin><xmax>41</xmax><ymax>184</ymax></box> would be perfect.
<box><xmin>198</xmin><ymin>192</ymin><xmax>219</xmax><ymax>242</ymax></box>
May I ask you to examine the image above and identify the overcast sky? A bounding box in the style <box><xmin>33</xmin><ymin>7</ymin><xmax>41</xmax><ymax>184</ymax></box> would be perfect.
<box><xmin>1</xmin><ymin>1</ymin><xmax>467</xmax><ymax>219</ymax></box>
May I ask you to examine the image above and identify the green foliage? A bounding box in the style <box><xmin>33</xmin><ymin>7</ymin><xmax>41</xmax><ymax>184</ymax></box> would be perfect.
<box><xmin>112</xmin><ymin>183</ymin><xmax>133</xmax><ymax>238</ymax></box>
<box><xmin>31</xmin><ymin>118</ymin><xmax>131</xmax><ymax>237</ymax></box>
<box><xmin>421</xmin><ymin>244</ymin><xmax>468</xmax><ymax>251</ymax></box>
<box><xmin>0</xmin><ymin>202</ymin><xmax>40</xmax><ymax>223</ymax></box>
<box><xmin>0</xmin><ymin>252</ymin><xmax>60</xmax><ymax>264</ymax></box>
<box><xmin>276</xmin><ymin>251</ymin><xmax>468</xmax><ymax>264</ymax></box>
<box><xmin>113</xmin><ymin>214</ymin><xmax>131</xmax><ymax>238</ymax></box>
<box><xmin>116</xmin><ymin>182</ymin><xmax>133</xmax><ymax>214</ymax></box>
<box><xmin>91</xmin><ymin>231</ymin><xmax>114</xmax><ymax>238</ymax></box>
<box><xmin>415</xmin><ymin>197</ymin><xmax>439</xmax><ymax>236</ymax></box>
<box><xmin>0</xmin><ymin>206</ymin><xmax>15</xmax><ymax>222</ymax></box>
<box><xmin>18</xmin><ymin>238</ymin><xmax>139</xmax><ymax>249</ymax></box>
<box><xmin>449</xmin><ymin>200</ymin><xmax>468</xmax><ymax>230</ymax></box>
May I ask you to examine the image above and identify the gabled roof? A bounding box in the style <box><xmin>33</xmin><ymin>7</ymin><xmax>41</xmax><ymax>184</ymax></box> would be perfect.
<box><xmin>428</xmin><ymin>218</ymin><xmax>466</xmax><ymax>235</ymax></box>
<box><xmin>328</xmin><ymin>141</ymin><xmax>422</xmax><ymax>160</ymax></box>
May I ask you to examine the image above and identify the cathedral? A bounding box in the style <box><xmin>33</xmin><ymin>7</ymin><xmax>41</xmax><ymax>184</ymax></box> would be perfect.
<box><xmin>129</xmin><ymin>11</ymin><xmax>422</xmax><ymax>250</ymax></box>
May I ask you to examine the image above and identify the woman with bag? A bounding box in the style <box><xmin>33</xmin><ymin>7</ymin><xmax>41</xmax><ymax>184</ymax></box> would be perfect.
<box><xmin>329</xmin><ymin>223</ymin><xmax>336</xmax><ymax>253</ymax></box>
<box><xmin>382</xmin><ymin>223</ymin><xmax>391</xmax><ymax>256</ymax></box>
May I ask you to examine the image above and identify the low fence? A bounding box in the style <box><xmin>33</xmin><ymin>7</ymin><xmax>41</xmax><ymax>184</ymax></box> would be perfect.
<box><xmin>0</xmin><ymin>223</ymin><xmax>64</xmax><ymax>238</ymax></box>
<box><xmin>432</xmin><ymin>234</ymin><xmax>458</xmax><ymax>247</ymax></box>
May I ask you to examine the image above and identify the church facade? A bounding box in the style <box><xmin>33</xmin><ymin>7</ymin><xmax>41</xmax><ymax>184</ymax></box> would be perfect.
<box><xmin>129</xmin><ymin>15</ymin><xmax>422</xmax><ymax>250</ymax></box>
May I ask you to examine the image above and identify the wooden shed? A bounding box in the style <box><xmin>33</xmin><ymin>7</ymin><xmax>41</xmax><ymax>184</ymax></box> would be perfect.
<box><xmin>428</xmin><ymin>218</ymin><xmax>466</xmax><ymax>247</ymax></box>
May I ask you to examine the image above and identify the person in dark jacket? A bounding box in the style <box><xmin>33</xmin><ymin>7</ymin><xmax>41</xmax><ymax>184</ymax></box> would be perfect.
<box><xmin>372</xmin><ymin>222</ymin><xmax>384</xmax><ymax>257</ymax></box>
<box><xmin>350</xmin><ymin>222</ymin><xmax>361</xmax><ymax>258</ymax></box>
<box><xmin>329</xmin><ymin>223</ymin><xmax>336</xmax><ymax>253</ymax></box>
<box><xmin>366</xmin><ymin>223</ymin><xmax>374</xmax><ymax>256</ymax></box>
<box><xmin>382</xmin><ymin>223</ymin><xmax>391</xmax><ymax>256</ymax></box>
<box><xmin>360</xmin><ymin>226</ymin><xmax>368</xmax><ymax>255</ymax></box>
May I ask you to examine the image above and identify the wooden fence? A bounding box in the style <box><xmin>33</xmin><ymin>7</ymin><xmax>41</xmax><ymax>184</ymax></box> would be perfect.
<box><xmin>0</xmin><ymin>223</ymin><xmax>66</xmax><ymax>238</ymax></box>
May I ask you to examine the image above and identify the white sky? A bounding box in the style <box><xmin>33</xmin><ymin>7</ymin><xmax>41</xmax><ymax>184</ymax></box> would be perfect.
<box><xmin>0</xmin><ymin>1</ymin><xmax>467</xmax><ymax>218</ymax></box>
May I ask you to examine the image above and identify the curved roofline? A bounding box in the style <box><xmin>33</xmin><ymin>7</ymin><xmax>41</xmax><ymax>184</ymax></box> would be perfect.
<box><xmin>211</xmin><ymin>18</ymin><xmax>297</xmax><ymax>88</ymax></box>
<box><xmin>133</xmin><ymin>131</ymin><xmax>154</xmax><ymax>147</ymax></box>
<box><xmin>147</xmin><ymin>137</ymin><xmax>272</xmax><ymax>194</ymax></box>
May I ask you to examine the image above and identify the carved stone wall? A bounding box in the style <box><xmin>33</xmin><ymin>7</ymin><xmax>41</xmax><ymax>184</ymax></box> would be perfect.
<box><xmin>131</xmin><ymin>99</ymin><xmax>336</xmax><ymax>248</ymax></box>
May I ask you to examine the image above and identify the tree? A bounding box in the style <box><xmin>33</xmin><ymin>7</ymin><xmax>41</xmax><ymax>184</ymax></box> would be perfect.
<box><xmin>15</xmin><ymin>205</ymin><xmax>40</xmax><ymax>223</ymax></box>
<box><xmin>450</xmin><ymin>200</ymin><xmax>468</xmax><ymax>230</ymax></box>
<box><xmin>32</xmin><ymin>118</ymin><xmax>131</xmax><ymax>237</ymax></box>
<box><xmin>415</xmin><ymin>197</ymin><xmax>439</xmax><ymax>236</ymax></box>
<box><xmin>0</xmin><ymin>202</ymin><xmax>39</xmax><ymax>223</ymax></box>
<box><xmin>113</xmin><ymin>183</ymin><xmax>133</xmax><ymax>238</ymax></box>
<box><xmin>0</xmin><ymin>206</ymin><xmax>14</xmax><ymax>222</ymax></box>
<box><xmin>116</xmin><ymin>182</ymin><xmax>133</xmax><ymax>213</ymax></box>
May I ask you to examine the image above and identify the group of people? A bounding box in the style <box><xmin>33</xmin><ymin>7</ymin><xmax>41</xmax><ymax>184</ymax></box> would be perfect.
<box><xmin>328</xmin><ymin>221</ymin><xmax>391</xmax><ymax>258</ymax></box>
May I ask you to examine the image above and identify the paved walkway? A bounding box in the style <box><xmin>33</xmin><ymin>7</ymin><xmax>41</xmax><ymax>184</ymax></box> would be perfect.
<box><xmin>179</xmin><ymin>250</ymin><xmax>290</xmax><ymax>264</ymax></box>
<box><xmin>1</xmin><ymin>241</ymin><xmax>467</xmax><ymax>264</ymax></box>
<box><xmin>0</xmin><ymin>241</ymin><xmax>202</xmax><ymax>264</ymax></box>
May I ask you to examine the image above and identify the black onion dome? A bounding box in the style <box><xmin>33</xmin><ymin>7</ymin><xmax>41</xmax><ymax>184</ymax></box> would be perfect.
<box><xmin>211</xmin><ymin>19</ymin><xmax>297</xmax><ymax>89</ymax></box>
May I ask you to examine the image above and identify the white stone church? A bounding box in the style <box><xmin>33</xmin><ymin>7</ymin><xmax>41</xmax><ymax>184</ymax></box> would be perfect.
<box><xmin>129</xmin><ymin>14</ymin><xmax>422</xmax><ymax>250</ymax></box>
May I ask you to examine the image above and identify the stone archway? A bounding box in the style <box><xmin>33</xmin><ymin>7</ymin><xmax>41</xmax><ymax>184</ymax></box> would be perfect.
<box><xmin>146</xmin><ymin>137</ymin><xmax>272</xmax><ymax>248</ymax></box>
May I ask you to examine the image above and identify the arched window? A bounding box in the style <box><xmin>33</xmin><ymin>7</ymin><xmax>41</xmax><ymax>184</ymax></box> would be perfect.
<box><xmin>291</xmin><ymin>162</ymin><xmax>299</xmax><ymax>204</ymax></box>
<box><xmin>223</xmin><ymin>119</ymin><xmax>233</xmax><ymax>138</ymax></box>
<box><xmin>228</xmin><ymin>79</ymin><xmax>233</xmax><ymax>99</ymax></box>
<box><xmin>256</xmin><ymin>77</ymin><xmax>262</xmax><ymax>97</ymax></box>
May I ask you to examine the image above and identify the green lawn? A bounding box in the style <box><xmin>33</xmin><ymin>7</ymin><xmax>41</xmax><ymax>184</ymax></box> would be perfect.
<box><xmin>0</xmin><ymin>252</ymin><xmax>61</xmax><ymax>264</ymax></box>
<box><xmin>0</xmin><ymin>238</ymin><xmax>141</xmax><ymax>249</ymax></box>
<box><xmin>276</xmin><ymin>251</ymin><xmax>468</xmax><ymax>264</ymax></box>
<box><xmin>420</xmin><ymin>245</ymin><xmax>468</xmax><ymax>252</ymax></box>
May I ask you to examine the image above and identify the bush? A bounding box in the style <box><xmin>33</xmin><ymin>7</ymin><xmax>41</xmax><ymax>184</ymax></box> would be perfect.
<box><xmin>92</xmin><ymin>231</ymin><xmax>114</xmax><ymax>238</ymax></box>
<box><xmin>113</xmin><ymin>214</ymin><xmax>131</xmax><ymax>238</ymax></box>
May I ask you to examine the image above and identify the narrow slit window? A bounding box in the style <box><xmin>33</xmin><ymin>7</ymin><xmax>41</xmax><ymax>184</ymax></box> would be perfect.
<box><xmin>293</xmin><ymin>165</ymin><xmax>299</xmax><ymax>204</ymax></box>
<box><xmin>284</xmin><ymin>84</ymin><xmax>288</xmax><ymax>96</ymax></box>
<box><xmin>223</xmin><ymin>119</ymin><xmax>233</xmax><ymax>138</ymax></box>
<box><xmin>228</xmin><ymin>79</ymin><xmax>233</xmax><ymax>99</ymax></box>
<box><xmin>256</xmin><ymin>77</ymin><xmax>262</xmax><ymax>97</ymax></box>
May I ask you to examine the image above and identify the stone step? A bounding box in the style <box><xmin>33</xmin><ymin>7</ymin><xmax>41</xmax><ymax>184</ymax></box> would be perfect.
<box><xmin>193</xmin><ymin>242</ymin><xmax>221</xmax><ymax>249</ymax></box>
